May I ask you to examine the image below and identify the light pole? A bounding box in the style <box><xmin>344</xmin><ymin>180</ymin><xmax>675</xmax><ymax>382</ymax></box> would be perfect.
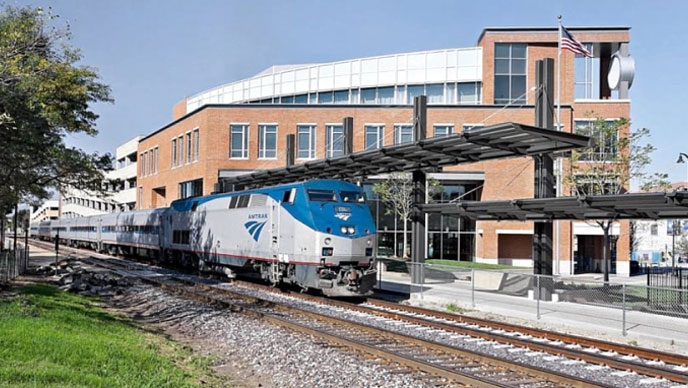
<box><xmin>677</xmin><ymin>152</ymin><xmax>688</xmax><ymax>183</ymax></box>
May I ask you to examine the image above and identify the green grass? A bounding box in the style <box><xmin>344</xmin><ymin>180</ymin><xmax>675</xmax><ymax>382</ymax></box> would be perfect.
<box><xmin>426</xmin><ymin>259</ymin><xmax>529</xmax><ymax>270</ymax></box>
<box><xmin>0</xmin><ymin>284</ymin><xmax>220</xmax><ymax>388</ymax></box>
<box><xmin>446</xmin><ymin>303</ymin><xmax>467</xmax><ymax>313</ymax></box>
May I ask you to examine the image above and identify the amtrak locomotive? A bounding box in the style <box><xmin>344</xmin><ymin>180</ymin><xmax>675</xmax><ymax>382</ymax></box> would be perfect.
<box><xmin>31</xmin><ymin>180</ymin><xmax>377</xmax><ymax>296</ymax></box>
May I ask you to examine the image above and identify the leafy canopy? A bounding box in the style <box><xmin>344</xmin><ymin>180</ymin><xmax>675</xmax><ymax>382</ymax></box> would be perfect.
<box><xmin>0</xmin><ymin>5</ymin><xmax>113</xmax><ymax>211</ymax></box>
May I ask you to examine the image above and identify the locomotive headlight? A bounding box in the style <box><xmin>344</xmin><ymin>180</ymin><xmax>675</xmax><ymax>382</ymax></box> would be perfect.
<box><xmin>324</xmin><ymin>237</ymin><xmax>332</xmax><ymax>246</ymax></box>
<box><xmin>340</xmin><ymin>226</ymin><xmax>347</xmax><ymax>234</ymax></box>
<box><xmin>347</xmin><ymin>226</ymin><xmax>355</xmax><ymax>234</ymax></box>
<box><xmin>366</xmin><ymin>239</ymin><xmax>372</xmax><ymax>246</ymax></box>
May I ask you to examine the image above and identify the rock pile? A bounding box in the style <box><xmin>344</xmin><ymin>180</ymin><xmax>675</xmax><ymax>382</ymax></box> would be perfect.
<box><xmin>34</xmin><ymin>256</ymin><xmax>134</xmax><ymax>296</ymax></box>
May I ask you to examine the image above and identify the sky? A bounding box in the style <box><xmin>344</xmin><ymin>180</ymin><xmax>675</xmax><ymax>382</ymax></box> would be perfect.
<box><xmin>11</xmin><ymin>0</ymin><xmax>688</xmax><ymax>183</ymax></box>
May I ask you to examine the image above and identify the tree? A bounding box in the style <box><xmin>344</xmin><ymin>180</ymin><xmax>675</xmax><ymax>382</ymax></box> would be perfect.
<box><xmin>0</xmin><ymin>6</ymin><xmax>113</xmax><ymax>215</ymax></box>
<box><xmin>372</xmin><ymin>173</ymin><xmax>440</xmax><ymax>259</ymax></box>
<box><xmin>565</xmin><ymin>115</ymin><xmax>669</xmax><ymax>281</ymax></box>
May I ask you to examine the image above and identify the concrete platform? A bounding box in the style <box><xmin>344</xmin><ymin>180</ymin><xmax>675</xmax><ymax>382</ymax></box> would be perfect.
<box><xmin>377</xmin><ymin>270</ymin><xmax>688</xmax><ymax>355</ymax></box>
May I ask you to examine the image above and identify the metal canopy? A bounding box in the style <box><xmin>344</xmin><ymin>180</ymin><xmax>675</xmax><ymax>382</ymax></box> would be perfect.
<box><xmin>223</xmin><ymin>122</ymin><xmax>590</xmax><ymax>188</ymax></box>
<box><xmin>420</xmin><ymin>191</ymin><xmax>688</xmax><ymax>221</ymax></box>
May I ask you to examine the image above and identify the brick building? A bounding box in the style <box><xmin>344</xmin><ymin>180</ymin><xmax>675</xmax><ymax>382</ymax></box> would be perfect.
<box><xmin>137</xmin><ymin>26</ymin><xmax>633</xmax><ymax>275</ymax></box>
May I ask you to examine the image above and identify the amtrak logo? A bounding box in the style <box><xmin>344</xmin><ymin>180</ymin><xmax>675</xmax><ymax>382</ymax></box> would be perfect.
<box><xmin>244</xmin><ymin>220</ymin><xmax>267</xmax><ymax>242</ymax></box>
<box><xmin>334</xmin><ymin>213</ymin><xmax>351</xmax><ymax>221</ymax></box>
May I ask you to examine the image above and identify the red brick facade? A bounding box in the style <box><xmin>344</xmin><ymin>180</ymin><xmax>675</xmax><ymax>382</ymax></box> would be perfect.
<box><xmin>137</xmin><ymin>27</ymin><xmax>632</xmax><ymax>274</ymax></box>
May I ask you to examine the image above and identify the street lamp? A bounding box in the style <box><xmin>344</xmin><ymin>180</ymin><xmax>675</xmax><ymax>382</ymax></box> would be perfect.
<box><xmin>677</xmin><ymin>152</ymin><xmax>688</xmax><ymax>183</ymax></box>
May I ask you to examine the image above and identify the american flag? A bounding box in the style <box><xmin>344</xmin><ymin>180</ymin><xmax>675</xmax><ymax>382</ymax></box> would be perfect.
<box><xmin>561</xmin><ymin>26</ymin><xmax>592</xmax><ymax>57</ymax></box>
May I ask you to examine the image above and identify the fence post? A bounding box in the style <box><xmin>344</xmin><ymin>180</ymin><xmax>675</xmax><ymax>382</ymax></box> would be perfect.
<box><xmin>536</xmin><ymin>275</ymin><xmax>541</xmax><ymax>320</ymax></box>
<box><xmin>471</xmin><ymin>268</ymin><xmax>475</xmax><ymax>308</ymax></box>
<box><xmin>420</xmin><ymin>263</ymin><xmax>424</xmax><ymax>302</ymax></box>
<box><xmin>622</xmin><ymin>283</ymin><xmax>627</xmax><ymax>336</ymax></box>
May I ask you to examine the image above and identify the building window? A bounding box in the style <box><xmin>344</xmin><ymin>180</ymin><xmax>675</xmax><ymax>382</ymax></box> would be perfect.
<box><xmin>462</xmin><ymin>124</ymin><xmax>484</xmax><ymax>131</ymax></box>
<box><xmin>574</xmin><ymin>120</ymin><xmax>618</xmax><ymax>161</ymax></box>
<box><xmin>364</xmin><ymin>125</ymin><xmax>384</xmax><ymax>150</ymax></box>
<box><xmin>297</xmin><ymin>124</ymin><xmax>316</xmax><ymax>159</ymax></box>
<box><xmin>394</xmin><ymin>124</ymin><xmax>413</xmax><ymax>145</ymax></box>
<box><xmin>193</xmin><ymin>128</ymin><xmax>199</xmax><ymax>161</ymax></box>
<box><xmin>154</xmin><ymin>147</ymin><xmax>159</xmax><ymax>174</ymax></box>
<box><xmin>230</xmin><ymin>124</ymin><xmax>249</xmax><ymax>159</ymax></box>
<box><xmin>575</xmin><ymin>43</ymin><xmax>599</xmax><ymax>100</ymax></box>
<box><xmin>378</xmin><ymin>87</ymin><xmax>394</xmax><ymax>104</ymax></box>
<box><xmin>425</xmin><ymin>84</ymin><xmax>444</xmax><ymax>104</ymax></box>
<box><xmin>334</xmin><ymin>90</ymin><xmax>349</xmax><ymax>104</ymax></box>
<box><xmin>326</xmin><ymin>124</ymin><xmax>344</xmax><ymax>158</ymax></box>
<box><xmin>138</xmin><ymin>187</ymin><xmax>143</xmax><ymax>209</ymax></box>
<box><xmin>177</xmin><ymin>136</ymin><xmax>183</xmax><ymax>167</ymax></box>
<box><xmin>171</xmin><ymin>138</ymin><xmax>177</xmax><ymax>167</ymax></box>
<box><xmin>494</xmin><ymin>43</ymin><xmax>527</xmax><ymax>104</ymax></box>
<box><xmin>650</xmin><ymin>223</ymin><xmax>658</xmax><ymax>236</ymax></box>
<box><xmin>318</xmin><ymin>91</ymin><xmax>333</xmax><ymax>104</ymax></box>
<box><xmin>149</xmin><ymin>149</ymin><xmax>154</xmax><ymax>174</ymax></box>
<box><xmin>186</xmin><ymin>132</ymin><xmax>191</xmax><ymax>164</ymax></box>
<box><xmin>406</xmin><ymin>85</ymin><xmax>424</xmax><ymax>103</ymax></box>
<box><xmin>458</xmin><ymin>82</ymin><xmax>481</xmax><ymax>104</ymax></box>
<box><xmin>178</xmin><ymin>178</ymin><xmax>203</xmax><ymax>199</ymax></box>
<box><xmin>434</xmin><ymin>125</ymin><xmax>453</xmax><ymax>137</ymax></box>
<box><xmin>258</xmin><ymin>124</ymin><xmax>277</xmax><ymax>159</ymax></box>
<box><xmin>140</xmin><ymin>153</ymin><xmax>145</xmax><ymax>176</ymax></box>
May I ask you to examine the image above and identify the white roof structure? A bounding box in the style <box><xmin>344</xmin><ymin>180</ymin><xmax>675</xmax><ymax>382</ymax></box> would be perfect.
<box><xmin>186</xmin><ymin>47</ymin><xmax>483</xmax><ymax>113</ymax></box>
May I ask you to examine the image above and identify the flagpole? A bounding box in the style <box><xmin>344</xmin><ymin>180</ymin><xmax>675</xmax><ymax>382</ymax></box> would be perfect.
<box><xmin>556</xmin><ymin>15</ymin><xmax>562</xmax><ymax>275</ymax></box>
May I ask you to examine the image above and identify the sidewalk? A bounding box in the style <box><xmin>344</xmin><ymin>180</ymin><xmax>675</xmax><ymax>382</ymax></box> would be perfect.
<box><xmin>378</xmin><ymin>270</ymin><xmax>688</xmax><ymax>355</ymax></box>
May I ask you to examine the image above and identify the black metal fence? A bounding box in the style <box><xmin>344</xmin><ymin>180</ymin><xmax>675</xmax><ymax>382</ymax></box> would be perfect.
<box><xmin>644</xmin><ymin>265</ymin><xmax>687</xmax><ymax>316</ymax></box>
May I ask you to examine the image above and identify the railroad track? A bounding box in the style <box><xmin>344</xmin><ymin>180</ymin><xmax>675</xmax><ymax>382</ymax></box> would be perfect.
<box><xmin>230</xmin><ymin>279</ymin><xmax>688</xmax><ymax>385</ymax></box>
<box><xmin>25</xmin><ymin>239</ymin><xmax>687</xmax><ymax>387</ymax></box>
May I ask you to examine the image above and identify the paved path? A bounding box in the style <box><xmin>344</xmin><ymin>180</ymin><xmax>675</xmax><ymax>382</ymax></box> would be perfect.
<box><xmin>378</xmin><ymin>271</ymin><xmax>688</xmax><ymax>355</ymax></box>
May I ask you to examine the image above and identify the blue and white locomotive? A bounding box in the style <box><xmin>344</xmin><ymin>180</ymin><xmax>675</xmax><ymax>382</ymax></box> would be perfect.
<box><xmin>30</xmin><ymin>180</ymin><xmax>378</xmax><ymax>296</ymax></box>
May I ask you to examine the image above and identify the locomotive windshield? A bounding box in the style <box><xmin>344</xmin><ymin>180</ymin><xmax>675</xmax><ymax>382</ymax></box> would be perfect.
<box><xmin>340</xmin><ymin>190</ymin><xmax>366</xmax><ymax>203</ymax></box>
<box><xmin>307</xmin><ymin>189</ymin><xmax>337</xmax><ymax>202</ymax></box>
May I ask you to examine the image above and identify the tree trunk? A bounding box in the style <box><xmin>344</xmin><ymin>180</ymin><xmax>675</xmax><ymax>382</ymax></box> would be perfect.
<box><xmin>403</xmin><ymin>219</ymin><xmax>408</xmax><ymax>258</ymax></box>
<box><xmin>13</xmin><ymin>204</ymin><xmax>18</xmax><ymax>254</ymax></box>
<box><xmin>602</xmin><ymin>222</ymin><xmax>611</xmax><ymax>283</ymax></box>
<box><xmin>0</xmin><ymin>214</ymin><xmax>4</xmax><ymax>251</ymax></box>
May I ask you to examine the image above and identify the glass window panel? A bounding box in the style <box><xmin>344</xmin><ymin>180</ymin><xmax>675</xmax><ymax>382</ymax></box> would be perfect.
<box><xmin>495</xmin><ymin>59</ymin><xmax>510</xmax><ymax>74</ymax></box>
<box><xmin>334</xmin><ymin>90</ymin><xmax>349</xmax><ymax>104</ymax></box>
<box><xmin>407</xmin><ymin>85</ymin><xmax>424</xmax><ymax>102</ymax></box>
<box><xmin>446</xmin><ymin>83</ymin><xmax>456</xmax><ymax>104</ymax></box>
<box><xmin>318</xmin><ymin>91</ymin><xmax>333</xmax><ymax>104</ymax></box>
<box><xmin>308</xmin><ymin>93</ymin><xmax>317</xmax><ymax>103</ymax></box>
<box><xmin>511</xmin><ymin>59</ymin><xmax>526</xmax><ymax>74</ymax></box>
<box><xmin>511</xmin><ymin>43</ymin><xmax>527</xmax><ymax>58</ymax></box>
<box><xmin>394</xmin><ymin>125</ymin><xmax>413</xmax><ymax>144</ymax></box>
<box><xmin>426</xmin><ymin>83</ymin><xmax>444</xmax><ymax>103</ymax></box>
<box><xmin>259</xmin><ymin>125</ymin><xmax>277</xmax><ymax>159</ymax></box>
<box><xmin>458</xmin><ymin>82</ymin><xmax>477</xmax><ymax>104</ymax></box>
<box><xmin>494</xmin><ymin>76</ymin><xmax>510</xmax><ymax>103</ymax></box>
<box><xmin>294</xmin><ymin>94</ymin><xmax>307</xmax><ymax>103</ymax></box>
<box><xmin>377</xmin><ymin>87</ymin><xmax>394</xmax><ymax>104</ymax></box>
<box><xmin>364</xmin><ymin>125</ymin><xmax>383</xmax><ymax>150</ymax></box>
<box><xmin>434</xmin><ymin>125</ymin><xmax>452</xmax><ymax>137</ymax></box>
<box><xmin>326</xmin><ymin>125</ymin><xmax>344</xmax><ymax>158</ymax></box>
<box><xmin>361</xmin><ymin>88</ymin><xmax>376</xmax><ymax>104</ymax></box>
<box><xmin>280</xmin><ymin>96</ymin><xmax>294</xmax><ymax>104</ymax></box>
<box><xmin>510</xmin><ymin>76</ymin><xmax>526</xmax><ymax>101</ymax></box>
<box><xmin>297</xmin><ymin>125</ymin><xmax>315</xmax><ymax>159</ymax></box>
<box><xmin>495</xmin><ymin>43</ymin><xmax>510</xmax><ymax>58</ymax></box>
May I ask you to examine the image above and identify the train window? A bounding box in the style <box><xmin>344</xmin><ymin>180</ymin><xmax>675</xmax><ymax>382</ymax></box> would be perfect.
<box><xmin>191</xmin><ymin>201</ymin><xmax>198</xmax><ymax>211</ymax></box>
<box><xmin>282</xmin><ymin>188</ymin><xmax>297</xmax><ymax>204</ymax></box>
<box><xmin>340</xmin><ymin>190</ymin><xmax>366</xmax><ymax>203</ymax></box>
<box><xmin>237</xmin><ymin>195</ymin><xmax>250</xmax><ymax>208</ymax></box>
<box><xmin>307</xmin><ymin>189</ymin><xmax>337</xmax><ymax>202</ymax></box>
<box><xmin>229</xmin><ymin>196</ymin><xmax>238</xmax><ymax>209</ymax></box>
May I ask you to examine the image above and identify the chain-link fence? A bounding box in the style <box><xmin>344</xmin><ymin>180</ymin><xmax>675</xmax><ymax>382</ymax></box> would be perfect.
<box><xmin>0</xmin><ymin>241</ymin><xmax>29</xmax><ymax>282</ymax></box>
<box><xmin>376</xmin><ymin>260</ymin><xmax>688</xmax><ymax>336</ymax></box>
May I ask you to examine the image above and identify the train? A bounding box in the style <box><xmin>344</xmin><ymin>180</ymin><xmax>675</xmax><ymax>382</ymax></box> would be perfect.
<box><xmin>30</xmin><ymin>180</ymin><xmax>378</xmax><ymax>296</ymax></box>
